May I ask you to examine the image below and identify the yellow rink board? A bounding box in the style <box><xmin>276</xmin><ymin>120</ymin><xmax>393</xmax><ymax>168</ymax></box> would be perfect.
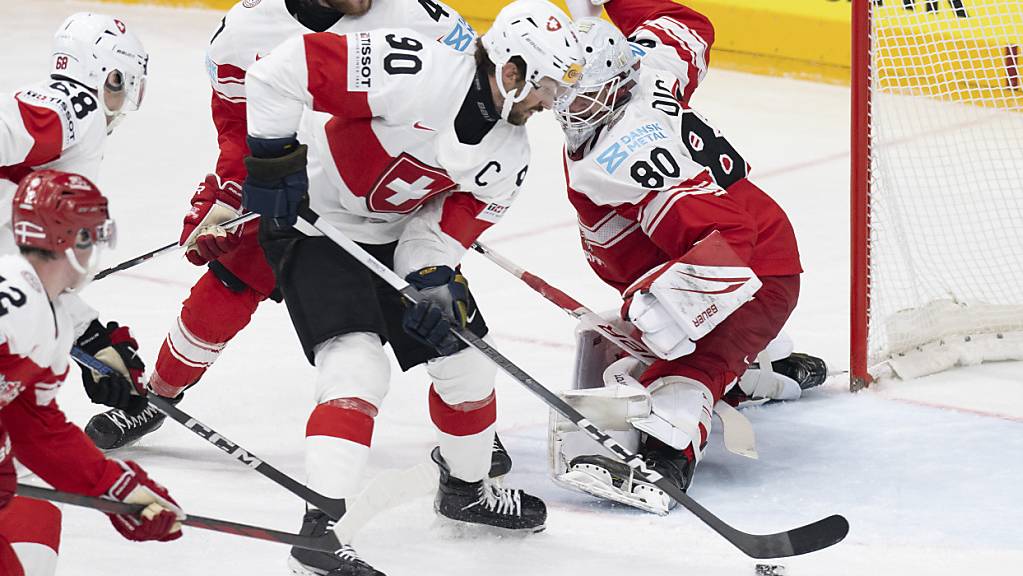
<box><xmin>101</xmin><ymin>0</ymin><xmax>1023</xmax><ymax>96</ymax></box>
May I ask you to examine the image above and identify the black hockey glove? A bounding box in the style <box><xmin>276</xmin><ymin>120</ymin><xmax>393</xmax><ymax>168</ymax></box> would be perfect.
<box><xmin>403</xmin><ymin>265</ymin><xmax>471</xmax><ymax>356</ymax></box>
<box><xmin>242</xmin><ymin>136</ymin><xmax>308</xmax><ymax>230</ymax></box>
<box><xmin>76</xmin><ymin>320</ymin><xmax>149</xmax><ymax>416</ymax></box>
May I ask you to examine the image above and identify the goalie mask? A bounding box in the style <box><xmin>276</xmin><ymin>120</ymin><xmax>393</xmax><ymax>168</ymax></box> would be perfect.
<box><xmin>554</xmin><ymin>17</ymin><xmax>639</xmax><ymax>152</ymax></box>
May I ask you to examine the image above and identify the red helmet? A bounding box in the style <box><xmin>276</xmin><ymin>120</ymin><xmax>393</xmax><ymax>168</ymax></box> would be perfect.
<box><xmin>12</xmin><ymin>170</ymin><xmax>115</xmax><ymax>252</ymax></box>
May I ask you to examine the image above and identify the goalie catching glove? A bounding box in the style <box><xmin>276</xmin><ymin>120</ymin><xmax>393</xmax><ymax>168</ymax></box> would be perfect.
<box><xmin>76</xmin><ymin>320</ymin><xmax>148</xmax><ymax>415</ymax></box>
<box><xmin>180</xmin><ymin>173</ymin><xmax>244</xmax><ymax>265</ymax></box>
<box><xmin>403</xmin><ymin>265</ymin><xmax>471</xmax><ymax>356</ymax></box>
<box><xmin>622</xmin><ymin>231</ymin><xmax>762</xmax><ymax>360</ymax></box>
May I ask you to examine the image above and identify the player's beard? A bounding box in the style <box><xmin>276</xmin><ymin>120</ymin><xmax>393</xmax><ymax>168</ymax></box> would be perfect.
<box><xmin>506</xmin><ymin>101</ymin><xmax>544</xmax><ymax>126</ymax></box>
<box><xmin>319</xmin><ymin>0</ymin><xmax>371</xmax><ymax>15</ymax></box>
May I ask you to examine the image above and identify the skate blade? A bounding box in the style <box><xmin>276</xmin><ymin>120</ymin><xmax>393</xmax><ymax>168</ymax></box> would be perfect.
<box><xmin>557</xmin><ymin>470</ymin><xmax>669</xmax><ymax>516</ymax></box>
<box><xmin>432</xmin><ymin>514</ymin><xmax>545</xmax><ymax>538</ymax></box>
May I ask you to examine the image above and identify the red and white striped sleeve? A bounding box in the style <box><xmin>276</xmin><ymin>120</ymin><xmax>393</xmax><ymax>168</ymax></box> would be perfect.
<box><xmin>606</xmin><ymin>0</ymin><xmax>715</xmax><ymax>105</ymax></box>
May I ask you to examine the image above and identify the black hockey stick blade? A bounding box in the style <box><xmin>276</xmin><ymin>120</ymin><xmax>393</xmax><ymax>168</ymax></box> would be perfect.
<box><xmin>666</xmin><ymin>483</ymin><xmax>849</xmax><ymax>558</ymax></box>
<box><xmin>16</xmin><ymin>484</ymin><xmax>341</xmax><ymax>552</ymax></box>
<box><xmin>93</xmin><ymin>212</ymin><xmax>259</xmax><ymax>281</ymax></box>
<box><xmin>71</xmin><ymin>348</ymin><xmax>347</xmax><ymax>520</ymax></box>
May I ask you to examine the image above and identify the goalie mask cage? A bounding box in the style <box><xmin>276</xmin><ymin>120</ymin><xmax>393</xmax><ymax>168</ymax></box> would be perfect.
<box><xmin>851</xmin><ymin>0</ymin><xmax>1023</xmax><ymax>390</ymax></box>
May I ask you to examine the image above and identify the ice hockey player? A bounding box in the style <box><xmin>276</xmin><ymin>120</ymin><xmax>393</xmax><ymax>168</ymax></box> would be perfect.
<box><xmin>83</xmin><ymin>0</ymin><xmax>512</xmax><ymax>478</ymax></box>
<box><xmin>0</xmin><ymin>170</ymin><xmax>183</xmax><ymax>576</ymax></box>
<box><xmin>0</xmin><ymin>13</ymin><xmax>152</xmax><ymax>419</ymax></box>
<box><xmin>549</xmin><ymin>0</ymin><xmax>824</xmax><ymax>514</ymax></box>
<box><xmin>240</xmin><ymin>0</ymin><xmax>582</xmax><ymax>573</ymax></box>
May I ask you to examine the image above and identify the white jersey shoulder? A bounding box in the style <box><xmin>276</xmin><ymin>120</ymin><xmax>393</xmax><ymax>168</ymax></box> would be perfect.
<box><xmin>207</xmin><ymin>0</ymin><xmax>473</xmax><ymax>103</ymax></box>
<box><xmin>0</xmin><ymin>255</ymin><xmax>74</xmax><ymax>381</ymax></box>
<box><xmin>2</xmin><ymin>79</ymin><xmax>106</xmax><ymax>176</ymax></box>
<box><xmin>569</xmin><ymin>68</ymin><xmax>711</xmax><ymax>207</ymax></box>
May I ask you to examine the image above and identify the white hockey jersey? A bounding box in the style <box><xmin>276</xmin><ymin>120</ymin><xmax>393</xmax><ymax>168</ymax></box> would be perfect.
<box><xmin>246</xmin><ymin>28</ymin><xmax>528</xmax><ymax>275</ymax></box>
<box><xmin>0</xmin><ymin>79</ymin><xmax>107</xmax><ymax>254</ymax></box>
<box><xmin>564</xmin><ymin>0</ymin><xmax>800</xmax><ymax>292</ymax></box>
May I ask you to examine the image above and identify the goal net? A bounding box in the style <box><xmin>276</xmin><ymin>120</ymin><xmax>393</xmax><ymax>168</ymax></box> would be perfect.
<box><xmin>852</xmin><ymin>0</ymin><xmax>1023</xmax><ymax>386</ymax></box>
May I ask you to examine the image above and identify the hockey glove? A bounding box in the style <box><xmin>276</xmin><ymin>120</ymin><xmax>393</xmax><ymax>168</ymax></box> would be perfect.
<box><xmin>0</xmin><ymin>426</ymin><xmax>14</xmax><ymax>509</ymax></box>
<box><xmin>180</xmin><ymin>173</ymin><xmax>244</xmax><ymax>265</ymax></box>
<box><xmin>102</xmin><ymin>460</ymin><xmax>183</xmax><ymax>542</ymax></box>
<box><xmin>403</xmin><ymin>266</ymin><xmax>471</xmax><ymax>356</ymax></box>
<box><xmin>77</xmin><ymin>320</ymin><xmax>148</xmax><ymax>416</ymax></box>
<box><xmin>242</xmin><ymin>136</ymin><xmax>308</xmax><ymax>230</ymax></box>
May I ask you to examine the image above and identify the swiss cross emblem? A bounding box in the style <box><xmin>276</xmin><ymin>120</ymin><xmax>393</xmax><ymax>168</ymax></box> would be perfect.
<box><xmin>547</xmin><ymin>16</ymin><xmax>562</xmax><ymax>31</ymax></box>
<box><xmin>366</xmin><ymin>154</ymin><xmax>457</xmax><ymax>214</ymax></box>
<box><xmin>688</xmin><ymin>131</ymin><xmax>704</xmax><ymax>152</ymax></box>
<box><xmin>719</xmin><ymin>154</ymin><xmax>734</xmax><ymax>174</ymax></box>
<box><xmin>114</xmin><ymin>19</ymin><xmax>126</xmax><ymax>33</ymax></box>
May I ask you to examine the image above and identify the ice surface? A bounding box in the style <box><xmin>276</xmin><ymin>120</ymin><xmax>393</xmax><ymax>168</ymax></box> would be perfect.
<box><xmin>4</xmin><ymin>2</ymin><xmax>1021</xmax><ymax>575</ymax></box>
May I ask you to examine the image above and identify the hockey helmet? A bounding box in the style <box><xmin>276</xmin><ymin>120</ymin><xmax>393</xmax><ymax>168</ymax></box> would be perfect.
<box><xmin>554</xmin><ymin>17</ymin><xmax>640</xmax><ymax>152</ymax></box>
<box><xmin>481</xmin><ymin>0</ymin><xmax>584</xmax><ymax>120</ymax></box>
<box><xmin>51</xmin><ymin>13</ymin><xmax>149</xmax><ymax>121</ymax></box>
<box><xmin>13</xmin><ymin>170</ymin><xmax>116</xmax><ymax>276</ymax></box>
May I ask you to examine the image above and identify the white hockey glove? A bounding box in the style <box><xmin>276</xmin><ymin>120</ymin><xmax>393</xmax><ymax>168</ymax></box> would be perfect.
<box><xmin>622</xmin><ymin>231</ymin><xmax>762</xmax><ymax>361</ymax></box>
<box><xmin>565</xmin><ymin>0</ymin><xmax>607</xmax><ymax>19</ymax></box>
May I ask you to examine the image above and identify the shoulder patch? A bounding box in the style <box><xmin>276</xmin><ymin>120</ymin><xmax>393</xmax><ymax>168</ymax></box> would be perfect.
<box><xmin>243</xmin><ymin>0</ymin><xmax>261</xmax><ymax>8</ymax></box>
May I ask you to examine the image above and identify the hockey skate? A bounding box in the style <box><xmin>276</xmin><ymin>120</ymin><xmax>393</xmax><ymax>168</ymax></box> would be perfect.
<box><xmin>724</xmin><ymin>352</ymin><xmax>829</xmax><ymax>405</ymax></box>
<box><xmin>561</xmin><ymin>437</ymin><xmax>695</xmax><ymax>516</ymax></box>
<box><xmin>431</xmin><ymin>447</ymin><xmax>546</xmax><ymax>532</ymax></box>
<box><xmin>288</xmin><ymin>510</ymin><xmax>384</xmax><ymax>576</ymax></box>
<box><xmin>85</xmin><ymin>393</ymin><xmax>182</xmax><ymax>450</ymax></box>
<box><xmin>489</xmin><ymin>434</ymin><xmax>512</xmax><ymax>479</ymax></box>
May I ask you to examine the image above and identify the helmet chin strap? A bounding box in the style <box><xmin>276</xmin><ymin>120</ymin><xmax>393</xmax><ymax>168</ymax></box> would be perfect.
<box><xmin>64</xmin><ymin>246</ymin><xmax>101</xmax><ymax>291</ymax></box>
<box><xmin>496</xmin><ymin>74</ymin><xmax>531</xmax><ymax>122</ymax></box>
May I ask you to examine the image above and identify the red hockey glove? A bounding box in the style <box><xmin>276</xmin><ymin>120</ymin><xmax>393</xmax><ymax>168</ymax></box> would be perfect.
<box><xmin>0</xmin><ymin>426</ymin><xmax>14</xmax><ymax>509</ymax></box>
<box><xmin>180</xmin><ymin>173</ymin><xmax>244</xmax><ymax>266</ymax></box>
<box><xmin>76</xmin><ymin>320</ymin><xmax>148</xmax><ymax>415</ymax></box>
<box><xmin>103</xmin><ymin>460</ymin><xmax>183</xmax><ymax>542</ymax></box>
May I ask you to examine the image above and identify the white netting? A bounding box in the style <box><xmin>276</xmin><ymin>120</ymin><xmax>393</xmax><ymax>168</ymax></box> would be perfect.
<box><xmin>868</xmin><ymin>0</ymin><xmax>1023</xmax><ymax>378</ymax></box>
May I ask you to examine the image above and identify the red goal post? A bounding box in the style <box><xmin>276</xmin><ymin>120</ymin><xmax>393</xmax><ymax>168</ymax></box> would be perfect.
<box><xmin>851</xmin><ymin>0</ymin><xmax>1023</xmax><ymax>390</ymax></box>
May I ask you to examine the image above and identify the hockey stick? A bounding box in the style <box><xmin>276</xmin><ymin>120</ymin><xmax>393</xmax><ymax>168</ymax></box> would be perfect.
<box><xmin>299</xmin><ymin>206</ymin><xmax>848</xmax><ymax>558</ymax></box>
<box><xmin>471</xmin><ymin>241</ymin><xmax>759</xmax><ymax>458</ymax></box>
<box><xmin>71</xmin><ymin>347</ymin><xmax>346</xmax><ymax>519</ymax></box>
<box><xmin>15</xmin><ymin>484</ymin><xmax>341</xmax><ymax>552</ymax></box>
<box><xmin>71</xmin><ymin>347</ymin><xmax>435</xmax><ymax>536</ymax></box>
<box><xmin>471</xmin><ymin>241</ymin><xmax>657</xmax><ymax>365</ymax></box>
<box><xmin>93</xmin><ymin>212</ymin><xmax>259</xmax><ymax>281</ymax></box>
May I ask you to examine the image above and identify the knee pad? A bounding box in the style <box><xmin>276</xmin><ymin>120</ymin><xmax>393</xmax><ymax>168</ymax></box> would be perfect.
<box><xmin>426</xmin><ymin>336</ymin><xmax>497</xmax><ymax>405</ymax></box>
<box><xmin>313</xmin><ymin>332</ymin><xmax>391</xmax><ymax>408</ymax></box>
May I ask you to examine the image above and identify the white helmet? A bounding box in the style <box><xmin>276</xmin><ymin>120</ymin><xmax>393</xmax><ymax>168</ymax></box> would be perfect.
<box><xmin>51</xmin><ymin>13</ymin><xmax>149</xmax><ymax>123</ymax></box>
<box><xmin>554</xmin><ymin>17</ymin><xmax>639</xmax><ymax>152</ymax></box>
<box><xmin>481</xmin><ymin>0</ymin><xmax>584</xmax><ymax>121</ymax></box>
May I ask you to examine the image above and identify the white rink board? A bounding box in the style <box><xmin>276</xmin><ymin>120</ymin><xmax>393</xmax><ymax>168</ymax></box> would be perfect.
<box><xmin>3</xmin><ymin>2</ymin><xmax>1022</xmax><ymax>575</ymax></box>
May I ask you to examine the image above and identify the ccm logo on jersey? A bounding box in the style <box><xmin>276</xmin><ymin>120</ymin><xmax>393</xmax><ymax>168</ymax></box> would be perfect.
<box><xmin>596</xmin><ymin>123</ymin><xmax>668</xmax><ymax>175</ymax></box>
<box><xmin>348</xmin><ymin>32</ymin><xmax>374</xmax><ymax>92</ymax></box>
